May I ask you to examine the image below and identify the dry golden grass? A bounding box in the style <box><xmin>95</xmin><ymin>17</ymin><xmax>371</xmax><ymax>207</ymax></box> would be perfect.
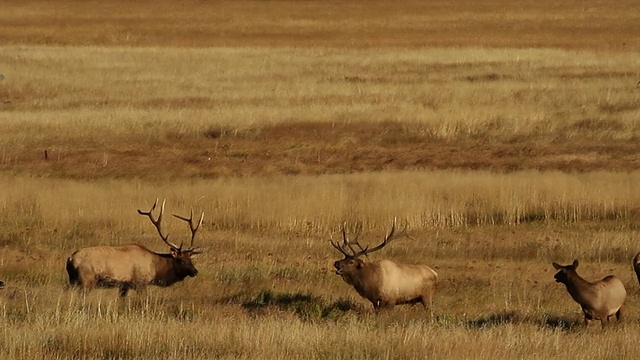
<box><xmin>2</xmin><ymin>0</ymin><xmax>639</xmax><ymax>50</ymax></box>
<box><xmin>1</xmin><ymin>46</ymin><xmax>639</xmax><ymax>178</ymax></box>
<box><xmin>1</xmin><ymin>174</ymin><xmax>640</xmax><ymax>359</ymax></box>
<box><xmin>2</xmin><ymin>0</ymin><xmax>640</xmax><ymax>358</ymax></box>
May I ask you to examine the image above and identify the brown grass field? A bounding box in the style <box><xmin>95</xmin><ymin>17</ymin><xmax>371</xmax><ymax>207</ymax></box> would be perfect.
<box><xmin>1</xmin><ymin>0</ymin><xmax>640</xmax><ymax>359</ymax></box>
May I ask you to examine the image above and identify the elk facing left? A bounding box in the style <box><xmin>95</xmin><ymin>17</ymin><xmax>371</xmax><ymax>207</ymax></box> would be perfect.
<box><xmin>331</xmin><ymin>219</ymin><xmax>438</xmax><ymax>313</ymax></box>
<box><xmin>65</xmin><ymin>199</ymin><xmax>204</xmax><ymax>297</ymax></box>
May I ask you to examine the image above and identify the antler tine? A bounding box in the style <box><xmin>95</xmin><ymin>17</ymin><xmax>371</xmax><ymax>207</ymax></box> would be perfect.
<box><xmin>342</xmin><ymin>222</ymin><xmax>366</xmax><ymax>255</ymax></box>
<box><xmin>385</xmin><ymin>217</ymin><xmax>409</xmax><ymax>242</ymax></box>
<box><xmin>173</xmin><ymin>208</ymin><xmax>205</xmax><ymax>252</ymax></box>
<box><xmin>340</xmin><ymin>224</ymin><xmax>355</xmax><ymax>254</ymax></box>
<box><xmin>332</xmin><ymin>222</ymin><xmax>375</xmax><ymax>258</ymax></box>
<box><xmin>339</xmin><ymin>225</ymin><xmax>354</xmax><ymax>255</ymax></box>
<box><xmin>329</xmin><ymin>223</ymin><xmax>355</xmax><ymax>257</ymax></box>
<box><xmin>354</xmin><ymin>218</ymin><xmax>409</xmax><ymax>257</ymax></box>
<box><xmin>137</xmin><ymin>199</ymin><xmax>180</xmax><ymax>250</ymax></box>
<box><xmin>330</xmin><ymin>238</ymin><xmax>351</xmax><ymax>257</ymax></box>
<box><xmin>350</xmin><ymin>222</ymin><xmax>366</xmax><ymax>252</ymax></box>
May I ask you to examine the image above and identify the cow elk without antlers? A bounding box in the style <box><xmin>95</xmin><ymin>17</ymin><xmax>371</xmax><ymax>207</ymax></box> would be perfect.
<box><xmin>553</xmin><ymin>259</ymin><xmax>626</xmax><ymax>327</ymax></box>
<box><xmin>331</xmin><ymin>219</ymin><xmax>438</xmax><ymax>312</ymax></box>
<box><xmin>66</xmin><ymin>199</ymin><xmax>205</xmax><ymax>297</ymax></box>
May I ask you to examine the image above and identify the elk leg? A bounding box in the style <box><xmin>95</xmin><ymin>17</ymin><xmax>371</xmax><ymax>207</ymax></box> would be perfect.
<box><xmin>119</xmin><ymin>285</ymin><xmax>130</xmax><ymax>297</ymax></box>
<box><xmin>69</xmin><ymin>274</ymin><xmax>96</xmax><ymax>295</ymax></box>
<box><xmin>419</xmin><ymin>295</ymin><xmax>434</xmax><ymax>318</ymax></box>
<box><xmin>615</xmin><ymin>305</ymin><xmax>624</xmax><ymax>322</ymax></box>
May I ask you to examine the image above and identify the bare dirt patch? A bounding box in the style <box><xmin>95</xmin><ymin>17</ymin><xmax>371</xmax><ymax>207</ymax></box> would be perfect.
<box><xmin>4</xmin><ymin>122</ymin><xmax>638</xmax><ymax>180</ymax></box>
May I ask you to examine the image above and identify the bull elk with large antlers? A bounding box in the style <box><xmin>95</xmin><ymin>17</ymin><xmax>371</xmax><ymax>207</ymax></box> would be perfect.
<box><xmin>552</xmin><ymin>259</ymin><xmax>626</xmax><ymax>326</ymax></box>
<box><xmin>330</xmin><ymin>219</ymin><xmax>438</xmax><ymax>312</ymax></box>
<box><xmin>66</xmin><ymin>199</ymin><xmax>204</xmax><ymax>297</ymax></box>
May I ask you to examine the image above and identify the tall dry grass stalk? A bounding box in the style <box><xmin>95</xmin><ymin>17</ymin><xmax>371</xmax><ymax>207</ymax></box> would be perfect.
<box><xmin>2</xmin><ymin>281</ymin><xmax>640</xmax><ymax>360</ymax></box>
<box><xmin>0</xmin><ymin>170</ymin><xmax>638</xmax><ymax>241</ymax></box>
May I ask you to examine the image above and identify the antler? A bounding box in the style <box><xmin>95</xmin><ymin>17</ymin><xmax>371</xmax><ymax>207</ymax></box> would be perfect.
<box><xmin>330</xmin><ymin>222</ymin><xmax>367</xmax><ymax>257</ymax></box>
<box><xmin>138</xmin><ymin>199</ymin><xmax>181</xmax><ymax>251</ymax></box>
<box><xmin>355</xmin><ymin>218</ymin><xmax>409</xmax><ymax>257</ymax></box>
<box><xmin>173</xmin><ymin>208</ymin><xmax>205</xmax><ymax>254</ymax></box>
<box><xmin>334</xmin><ymin>218</ymin><xmax>410</xmax><ymax>258</ymax></box>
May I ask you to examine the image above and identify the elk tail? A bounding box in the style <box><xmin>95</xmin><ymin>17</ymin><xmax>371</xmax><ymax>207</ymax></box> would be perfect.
<box><xmin>66</xmin><ymin>257</ymin><xmax>80</xmax><ymax>286</ymax></box>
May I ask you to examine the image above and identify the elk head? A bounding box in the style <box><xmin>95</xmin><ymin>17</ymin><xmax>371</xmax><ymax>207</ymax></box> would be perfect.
<box><xmin>138</xmin><ymin>199</ymin><xmax>204</xmax><ymax>278</ymax></box>
<box><xmin>330</xmin><ymin>218</ymin><xmax>409</xmax><ymax>278</ymax></box>
<box><xmin>553</xmin><ymin>259</ymin><xmax>579</xmax><ymax>285</ymax></box>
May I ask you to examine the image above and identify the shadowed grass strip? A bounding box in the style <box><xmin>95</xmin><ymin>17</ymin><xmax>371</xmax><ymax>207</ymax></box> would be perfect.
<box><xmin>242</xmin><ymin>290</ymin><xmax>362</xmax><ymax>321</ymax></box>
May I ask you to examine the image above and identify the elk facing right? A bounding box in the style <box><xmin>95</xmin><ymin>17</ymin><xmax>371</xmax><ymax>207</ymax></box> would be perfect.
<box><xmin>66</xmin><ymin>199</ymin><xmax>204</xmax><ymax>297</ymax></box>
<box><xmin>330</xmin><ymin>219</ymin><xmax>438</xmax><ymax>313</ymax></box>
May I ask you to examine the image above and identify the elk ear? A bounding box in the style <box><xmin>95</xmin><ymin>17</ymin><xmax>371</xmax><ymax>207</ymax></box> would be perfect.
<box><xmin>572</xmin><ymin>259</ymin><xmax>579</xmax><ymax>268</ymax></box>
<box><xmin>552</xmin><ymin>262</ymin><xmax>562</xmax><ymax>270</ymax></box>
<box><xmin>170</xmin><ymin>248</ymin><xmax>179</xmax><ymax>258</ymax></box>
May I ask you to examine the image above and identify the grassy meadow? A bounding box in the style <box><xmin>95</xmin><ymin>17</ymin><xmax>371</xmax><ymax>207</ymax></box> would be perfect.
<box><xmin>1</xmin><ymin>0</ymin><xmax>640</xmax><ymax>359</ymax></box>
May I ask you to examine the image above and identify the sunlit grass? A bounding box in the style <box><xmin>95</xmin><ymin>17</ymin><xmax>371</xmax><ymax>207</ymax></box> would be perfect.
<box><xmin>1</xmin><ymin>0</ymin><xmax>640</xmax><ymax>358</ymax></box>
<box><xmin>1</xmin><ymin>46</ymin><xmax>639</xmax><ymax>147</ymax></box>
<box><xmin>0</xmin><ymin>171</ymin><xmax>638</xmax><ymax>239</ymax></box>
<box><xmin>1</xmin><ymin>172</ymin><xmax>640</xmax><ymax>358</ymax></box>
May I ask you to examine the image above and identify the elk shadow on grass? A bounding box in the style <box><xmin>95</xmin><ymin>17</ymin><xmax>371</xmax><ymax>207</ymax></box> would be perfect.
<box><xmin>536</xmin><ymin>314</ymin><xmax>582</xmax><ymax>331</ymax></box>
<box><xmin>465</xmin><ymin>310</ymin><xmax>581</xmax><ymax>331</ymax></box>
<box><xmin>241</xmin><ymin>290</ymin><xmax>363</xmax><ymax>321</ymax></box>
<box><xmin>465</xmin><ymin>310</ymin><xmax>527</xmax><ymax>329</ymax></box>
